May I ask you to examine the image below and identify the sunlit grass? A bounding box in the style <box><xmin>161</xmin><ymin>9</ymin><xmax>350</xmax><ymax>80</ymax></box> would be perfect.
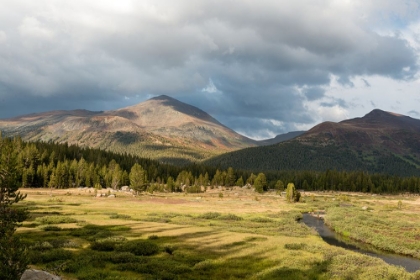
<box><xmin>16</xmin><ymin>188</ymin><xmax>420</xmax><ymax>279</ymax></box>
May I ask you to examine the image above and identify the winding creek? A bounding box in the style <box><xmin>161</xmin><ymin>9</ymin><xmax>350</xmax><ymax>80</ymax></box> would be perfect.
<box><xmin>302</xmin><ymin>213</ymin><xmax>420</xmax><ymax>273</ymax></box>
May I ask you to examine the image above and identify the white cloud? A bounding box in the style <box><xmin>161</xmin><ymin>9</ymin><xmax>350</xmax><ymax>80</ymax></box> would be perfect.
<box><xmin>18</xmin><ymin>17</ymin><xmax>54</xmax><ymax>39</ymax></box>
<box><xmin>201</xmin><ymin>78</ymin><xmax>220</xmax><ymax>94</ymax></box>
<box><xmin>0</xmin><ymin>31</ymin><xmax>7</xmax><ymax>43</ymax></box>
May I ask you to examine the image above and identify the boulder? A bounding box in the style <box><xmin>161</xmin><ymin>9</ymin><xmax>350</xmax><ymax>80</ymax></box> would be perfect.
<box><xmin>20</xmin><ymin>269</ymin><xmax>61</xmax><ymax>280</ymax></box>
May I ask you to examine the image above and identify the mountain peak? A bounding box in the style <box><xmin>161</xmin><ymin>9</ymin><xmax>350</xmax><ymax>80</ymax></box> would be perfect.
<box><xmin>150</xmin><ymin>95</ymin><xmax>176</xmax><ymax>101</ymax></box>
<box><xmin>363</xmin><ymin>109</ymin><xmax>404</xmax><ymax>119</ymax></box>
<box><xmin>134</xmin><ymin>95</ymin><xmax>220</xmax><ymax>124</ymax></box>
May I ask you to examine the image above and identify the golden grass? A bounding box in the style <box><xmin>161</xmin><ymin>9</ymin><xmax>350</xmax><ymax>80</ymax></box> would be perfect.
<box><xmin>16</xmin><ymin>188</ymin><xmax>420</xmax><ymax>279</ymax></box>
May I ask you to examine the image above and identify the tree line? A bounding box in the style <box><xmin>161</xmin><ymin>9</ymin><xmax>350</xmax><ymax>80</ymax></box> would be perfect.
<box><xmin>1</xmin><ymin>134</ymin><xmax>420</xmax><ymax>194</ymax></box>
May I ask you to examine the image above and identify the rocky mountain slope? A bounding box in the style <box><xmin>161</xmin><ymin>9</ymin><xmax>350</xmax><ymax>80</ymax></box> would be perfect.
<box><xmin>0</xmin><ymin>95</ymin><xmax>257</xmax><ymax>164</ymax></box>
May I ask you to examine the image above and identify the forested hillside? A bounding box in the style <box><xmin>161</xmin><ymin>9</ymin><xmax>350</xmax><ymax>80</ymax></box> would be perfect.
<box><xmin>205</xmin><ymin>110</ymin><xmax>420</xmax><ymax>177</ymax></box>
<box><xmin>1</xmin><ymin>135</ymin><xmax>420</xmax><ymax>194</ymax></box>
<box><xmin>204</xmin><ymin>141</ymin><xmax>420</xmax><ymax>177</ymax></box>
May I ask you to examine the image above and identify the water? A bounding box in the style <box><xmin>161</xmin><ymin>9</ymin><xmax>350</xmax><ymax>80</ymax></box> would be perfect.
<box><xmin>302</xmin><ymin>213</ymin><xmax>420</xmax><ymax>273</ymax></box>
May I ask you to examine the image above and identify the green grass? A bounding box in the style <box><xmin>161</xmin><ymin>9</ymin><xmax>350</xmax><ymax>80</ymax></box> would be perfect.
<box><xmin>16</xmin><ymin>188</ymin><xmax>420</xmax><ymax>279</ymax></box>
<box><xmin>324</xmin><ymin>204</ymin><xmax>420</xmax><ymax>258</ymax></box>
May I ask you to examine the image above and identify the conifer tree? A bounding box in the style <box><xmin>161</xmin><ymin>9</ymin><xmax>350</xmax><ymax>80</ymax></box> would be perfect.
<box><xmin>130</xmin><ymin>163</ymin><xmax>148</xmax><ymax>193</ymax></box>
<box><xmin>0</xmin><ymin>138</ymin><xmax>29</xmax><ymax>280</ymax></box>
<box><xmin>254</xmin><ymin>173</ymin><xmax>267</xmax><ymax>193</ymax></box>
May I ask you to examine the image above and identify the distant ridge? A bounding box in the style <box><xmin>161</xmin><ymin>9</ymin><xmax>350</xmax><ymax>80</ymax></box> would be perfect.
<box><xmin>204</xmin><ymin>109</ymin><xmax>420</xmax><ymax>176</ymax></box>
<box><xmin>257</xmin><ymin>131</ymin><xmax>305</xmax><ymax>146</ymax></box>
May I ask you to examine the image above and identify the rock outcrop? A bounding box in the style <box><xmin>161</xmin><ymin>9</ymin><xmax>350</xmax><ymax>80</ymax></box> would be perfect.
<box><xmin>20</xmin><ymin>269</ymin><xmax>61</xmax><ymax>280</ymax></box>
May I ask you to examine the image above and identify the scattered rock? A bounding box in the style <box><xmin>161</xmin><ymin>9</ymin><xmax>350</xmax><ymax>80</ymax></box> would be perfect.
<box><xmin>20</xmin><ymin>269</ymin><xmax>61</xmax><ymax>280</ymax></box>
<box><xmin>362</xmin><ymin>206</ymin><xmax>368</xmax><ymax>210</ymax></box>
<box><xmin>108</xmin><ymin>194</ymin><xmax>116</xmax><ymax>198</ymax></box>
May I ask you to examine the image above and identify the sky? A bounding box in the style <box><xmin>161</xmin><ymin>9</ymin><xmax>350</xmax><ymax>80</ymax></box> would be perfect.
<box><xmin>0</xmin><ymin>0</ymin><xmax>420</xmax><ymax>140</ymax></box>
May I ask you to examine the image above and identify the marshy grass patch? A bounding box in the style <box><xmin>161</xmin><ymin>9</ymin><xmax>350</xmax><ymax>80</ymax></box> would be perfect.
<box><xmin>35</xmin><ymin>215</ymin><xmax>78</xmax><ymax>224</ymax></box>
<box><xmin>15</xmin><ymin>188</ymin><xmax>420</xmax><ymax>279</ymax></box>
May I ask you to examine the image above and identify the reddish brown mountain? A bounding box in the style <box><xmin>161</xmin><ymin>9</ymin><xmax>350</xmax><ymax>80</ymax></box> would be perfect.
<box><xmin>299</xmin><ymin>109</ymin><xmax>420</xmax><ymax>156</ymax></box>
<box><xmin>205</xmin><ymin>109</ymin><xmax>420</xmax><ymax>175</ymax></box>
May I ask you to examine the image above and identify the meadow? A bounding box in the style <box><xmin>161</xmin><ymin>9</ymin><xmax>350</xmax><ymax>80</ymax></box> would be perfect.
<box><xmin>16</xmin><ymin>188</ymin><xmax>420</xmax><ymax>280</ymax></box>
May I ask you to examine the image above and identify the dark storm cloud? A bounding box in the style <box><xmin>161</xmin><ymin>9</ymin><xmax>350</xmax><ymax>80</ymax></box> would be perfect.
<box><xmin>0</xmin><ymin>1</ymin><xmax>419</xmax><ymax>138</ymax></box>
<box><xmin>320</xmin><ymin>98</ymin><xmax>349</xmax><ymax>109</ymax></box>
<box><xmin>303</xmin><ymin>87</ymin><xmax>325</xmax><ymax>101</ymax></box>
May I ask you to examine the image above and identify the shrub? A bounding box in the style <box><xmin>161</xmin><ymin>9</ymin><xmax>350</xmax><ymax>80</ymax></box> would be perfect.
<box><xmin>107</xmin><ymin>252</ymin><xmax>138</xmax><ymax>264</ymax></box>
<box><xmin>30</xmin><ymin>241</ymin><xmax>53</xmax><ymax>251</ymax></box>
<box><xmin>109</xmin><ymin>225</ymin><xmax>131</xmax><ymax>232</ymax></box>
<box><xmin>164</xmin><ymin>246</ymin><xmax>174</xmax><ymax>255</ymax></box>
<box><xmin>109</xmin><ymin>214</ymin><xmax>132</xmax><ymax>220</ymax></box>
<box><xmin>116</xmin><ymin>240</ymin><xmax>159</xmax><ymax>256</ymax></box>
<box><xmin>49</xmin><ymin>239</ymin><xmax>80</xmax><ymax>249</ymax></box>
<box><xmin>91</xmin><ymin>240</ymin><xmax>119</xmax><ymax>251</ymax></box>
<box><xmin>33</xmin><ymin>249</ymin><xmax>73</xmax><ymax>263</ymax></box>
<box><xmin>250</xmin><ymin>217</ymin><xmax>272</xmax><ymax>223</ymax></box>
<box><xmin>148</xmin><ymin>235</ymin><xmax>159</xmax><ymax>240</ymax></box>
<box><xmin>218</xmin><ymin>214</ymin><xmax>243</xmax><ymax>221</ymax></box>
<box><xmin>284</xmin><ymin>243</ymin><xmax>306</xmax><ymax>250</ymax></box>
<box><xmin>35</xmin><ymin>216</ymin><xmax>77</xmax><ymax>224</ymax></box>
<box><xmin>198</xmin><ymin>212</ymin><xmax>221</xmax><ymax>219</ymax></box>
<box><xmin>42</xmin><ymin>225</ymin><xmax>61</xmax><ymax>231</ymax></box>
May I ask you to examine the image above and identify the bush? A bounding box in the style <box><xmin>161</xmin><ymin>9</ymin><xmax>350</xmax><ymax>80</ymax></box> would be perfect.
<box><xmin>109</xmin><ymin>214</ymin><xmax>132</xmax><ymax>220</ymax></box>
<box><xmin>198</xmin><ymin>212</ymin><xmax>221</xmax><ymax>219</ymax></box>
<box><xmin>63</xmin><ymin>251</ymin><xmax>104</xmax><ymax>273</ymax></box>
<box><xmin>91</xmin><ymin>240</ymin><xmax>119</xmax><ymax>251</ymax></box>
<box><xmin>164</xmin><ymin>246</ymin><xmax>174</xmax><ymax>255</ymax></box>
<box><xmin>148</xmin><ymin>235</ymin><xmax>159</xmax><ymax>240</ymax></box>
<box><xmin>35</xmin><ymin>216</ymin><xmax>77</xmax><ymax>224</ymax></box>
<box><xmin>107</xmin><ymin>252</ymin><xmax>138</xmax><ymax>264</ymax></box>
<box><xmin>218</xmin><ymin>214</ymin><xmax>243</xmax><ymax>221</ymax></box>
<box><xmin>116</xmin><ymin>240</ymin><xmax>159</xmax><ymax>256</ymax></box>
<box><xmin>284</xmin><ymin>243</ymin><xmax>306</xmax><ymax>250</ymax></box>
<box><xmin>250</xmin><ymin>217</ymin><xmax>272</xmax><ymax>223</ymax></box>
<box><xmin>30</xmin><ymin>241</ymin><xmax>54</xmax><ymax>251</ymax></box>
<box><xmin>42</xmin><ymin>225</ymin><xmax>61</xmax><ymax>231</ymax></box>
<box><xmin>49</xmin><ymin>239</ymin><xmax>80</xmax><ymax>249</ymax></box>
<box><xmin>31</xmin><ymin>249</ymin><xmax>73</xmax><ymax>263</ymax></box>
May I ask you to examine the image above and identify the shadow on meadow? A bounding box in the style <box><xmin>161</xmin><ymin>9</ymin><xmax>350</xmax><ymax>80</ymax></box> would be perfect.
<box><xmin>18</xmin><ymin>219</ymin><xmax>331</xmax><ymax>280</ymax></box>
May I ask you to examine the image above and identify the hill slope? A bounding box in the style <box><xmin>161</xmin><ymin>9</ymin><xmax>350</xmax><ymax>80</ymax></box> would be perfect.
<box><xmin>205</xmin><ymin>110</ymin><xmax>420</xmax><ymax>176</ymax></box>
<box><xmin>0</xmin><ymin>95</ymin><xmax>256</xmax><ymax>164</ymax></box>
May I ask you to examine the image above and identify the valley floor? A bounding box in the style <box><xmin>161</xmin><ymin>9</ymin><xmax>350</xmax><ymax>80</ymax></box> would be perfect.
<box><xmin>16</xmin><ymin>188</ymin><xmax>420</xmax><ymax>280</ymax></box>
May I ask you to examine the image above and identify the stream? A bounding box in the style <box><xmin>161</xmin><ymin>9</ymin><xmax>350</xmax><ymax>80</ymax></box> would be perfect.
<box><xmin>302</xmin><ymin>213</ymin><xmax>420</xmax><ymax>273</ymax></box>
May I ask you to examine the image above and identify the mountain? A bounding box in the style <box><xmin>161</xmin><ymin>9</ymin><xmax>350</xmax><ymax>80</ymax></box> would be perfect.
<box><xmin>257</xmin><ymin>131</ymin><xmax>305</xmax><ymax>146</ymax></box>
<box><xmin>0</xmin><ymin>95</ymin><xmax>256</xmax><ymax>164</ymax></box>
<box><xmin>204</xmin><ymin>109</ymin><xmax>420</xmax><ymax>176</ymax></box>
<box><xmin>301</xmin><ymin>109</ymin><xmax>420</xmax><ymax>146</ymax></box>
